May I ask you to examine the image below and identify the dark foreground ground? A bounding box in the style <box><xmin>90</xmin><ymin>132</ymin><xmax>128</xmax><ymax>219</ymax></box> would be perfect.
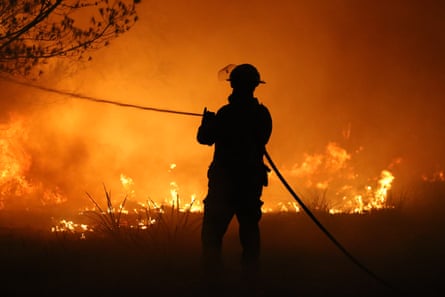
<box><xmin>1</xmin><ymin>186</ymin><xmax>444</xmax><ymax>297</ymax></box>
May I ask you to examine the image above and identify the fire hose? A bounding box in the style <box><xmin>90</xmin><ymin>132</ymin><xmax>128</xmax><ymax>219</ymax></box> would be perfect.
<box><xmin>1</xmin><ymin>75</ymin><xmax>401</xmax><ymax>294</ymax></box>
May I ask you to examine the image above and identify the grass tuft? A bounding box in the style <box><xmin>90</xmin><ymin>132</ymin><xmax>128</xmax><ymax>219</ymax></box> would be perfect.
<box><xmin>84</xmin><ymin>184</ymin><xmax>128</xmax><ymax>235</ymax></box>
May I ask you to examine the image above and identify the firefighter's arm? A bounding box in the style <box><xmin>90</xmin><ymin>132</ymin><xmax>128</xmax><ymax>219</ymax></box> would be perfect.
<box><xmin>259</xmin><ymin>104</ymin><xmax>272</xmax><ymax>146</ymax></box>
<box><xmin>197</xmin><ymin>107</ymin><xmax>216</xmax><ymax>145</ymax></box>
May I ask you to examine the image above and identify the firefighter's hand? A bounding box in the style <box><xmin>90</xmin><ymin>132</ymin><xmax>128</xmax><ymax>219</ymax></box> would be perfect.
<box><xmin>202</xmin><ymin>107</ymin><xmax>216</xmax><ymax>125</ymax></box>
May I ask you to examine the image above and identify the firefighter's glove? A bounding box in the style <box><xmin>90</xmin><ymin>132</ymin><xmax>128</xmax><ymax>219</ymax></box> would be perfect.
<box><xmin>202</xmin><ymin>108</ymin><xmax>216</xmax><ymax>126</ymax></box>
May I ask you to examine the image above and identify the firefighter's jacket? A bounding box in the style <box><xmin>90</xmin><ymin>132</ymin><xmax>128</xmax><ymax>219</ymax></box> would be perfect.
<box><xmin>197</xmin><ymin>94</ymin><xmax>272</xmax><ymax>193</ymax></box>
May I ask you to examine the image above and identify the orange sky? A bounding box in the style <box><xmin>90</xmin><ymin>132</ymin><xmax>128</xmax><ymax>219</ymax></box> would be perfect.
<box><xmin>1</xmin><ymin>0</ymin><xmax>445</xmax><ymax>210</ymax></box>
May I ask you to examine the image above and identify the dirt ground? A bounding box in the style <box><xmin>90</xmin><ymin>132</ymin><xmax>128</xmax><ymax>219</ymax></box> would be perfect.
<box><xmin>1</xmin><ymin>189</ymin><xmax>444</xmax><ymax>297</ymax></box>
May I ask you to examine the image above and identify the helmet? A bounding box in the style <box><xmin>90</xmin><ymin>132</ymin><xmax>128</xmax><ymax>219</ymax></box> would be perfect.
<box><xmin>227</xmin><ymin>64</ymin><xmax>265</xmax><ymax>86</ymax></box>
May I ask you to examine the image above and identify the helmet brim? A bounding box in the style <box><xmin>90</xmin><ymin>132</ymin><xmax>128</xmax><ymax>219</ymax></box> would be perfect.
<box><xmin>226</xmin><ymin>79</ymin><xmax>266</xmax><ymax>84</ymax></box>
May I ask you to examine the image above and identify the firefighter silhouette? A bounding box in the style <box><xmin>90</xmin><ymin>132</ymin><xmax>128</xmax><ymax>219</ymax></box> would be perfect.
<box><xmin>197</xmin><ymin>64</ymin><xmax>272</xmax><ymax>285</ymax></box>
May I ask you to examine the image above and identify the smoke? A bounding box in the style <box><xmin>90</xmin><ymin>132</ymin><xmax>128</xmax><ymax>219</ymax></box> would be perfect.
<box><xmin>1</xmin><ymin>0</ymin><xmax>445</xmax><ymax>210</ymax></box>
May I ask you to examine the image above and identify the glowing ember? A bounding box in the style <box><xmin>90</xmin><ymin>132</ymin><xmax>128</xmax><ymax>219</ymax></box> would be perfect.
<box><xmin>422</xmin><ymin>170</ymin><xmax>445</xmax><ymax>182</ymax></box>
<box><xmin>276</xmin><ymin>201</ymin><xmax>300</xmax><ymax>213</ymax></box>
<box><xmin>51</xmin><ymin>219</ymin><xmax>93</xmax><ymax>239</ymax></box>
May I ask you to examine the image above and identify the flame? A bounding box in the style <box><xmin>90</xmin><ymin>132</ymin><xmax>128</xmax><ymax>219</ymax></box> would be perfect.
<box><xmin>166</xmin><ymin>163</ymin><xmax>203</xmax><ymax>212</ymax></box>
<box><xmin>290</xmin><ymin>142</ymin><xmax>354</xmax><ymax>189</ymax></box>
<box><xmin>375</xmin><ymin>170</ymin><xmax>395</xmax><ymax>205</ymax></box>
<box><xmin>188</xmin><ymin>194</ymin><xmax>203</xmax><ymax>213</ymax></box>
<box><xmin>0</xmin><ymin>116</ymin><xmax>68</xmax><ymax>209</ymax></box>
<box><xmin>41</xmin><ymin>186</ymin><xmax>67</xmax><ymax>205</ymax></box>
<box><xmin>327</xmin><ymin>169</ymin><xmax>395</xmax><ymax>214</ymax></box>
<box><xmin>168</xmin><ymin>180</ymin><xmax>202</xmax><ymax>212</ymax></box>
<box><xmin>286</xmin><ymin>141</ymin><xmax>397</xmax><ymax>214</ymax></box>
<box><xmin>275</xmin><ymin>201</ymin><xmax>300</xmax><ymax>213</ymax></box>
<box><xmin>120</xmin><ymin>173</ymin><xmax>134</xmax><ymax>188</ymax></box>
<box><xmin>325</xmin><ymin>142</ymin><xmax>351</xmax><ymax>171</ymax></box>
<box><xmin>51</xmin><ymin>219</ymin><xmax>93</xmax><ymax>239</ymax></box>
<box><xmin>117</xmin><ymin>164</ymin><xmax>204</xmax><ymax>214</ymax></box>
<box><xmin>52</xmin><ymin>168</ymin><xmax>203</xmax><ymax>236</ymax></box>
<box><xmin>0</xmin><ymin>116</ymin><xmax>33</xmax><ymax>203</ymax></box>
<box><xmin>2</xmin><ymin>114</ymin><xmax>397</xmax><ymax>221</ymax></box>
<box><xmin>120</xmin><ymin>173</ymin><xmax>135</xmax><ymax>198</ymax></box>
<box><xmin>50</xmin><ymin>159</ymin><xmax>395</xmax><ymax>237</ymax></box>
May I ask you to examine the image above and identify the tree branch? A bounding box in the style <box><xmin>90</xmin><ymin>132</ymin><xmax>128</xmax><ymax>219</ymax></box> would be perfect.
<box><xmin>0</xmin><ymin>0</ymin><xmax>62</xmax><ymax>47</ymax></box>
